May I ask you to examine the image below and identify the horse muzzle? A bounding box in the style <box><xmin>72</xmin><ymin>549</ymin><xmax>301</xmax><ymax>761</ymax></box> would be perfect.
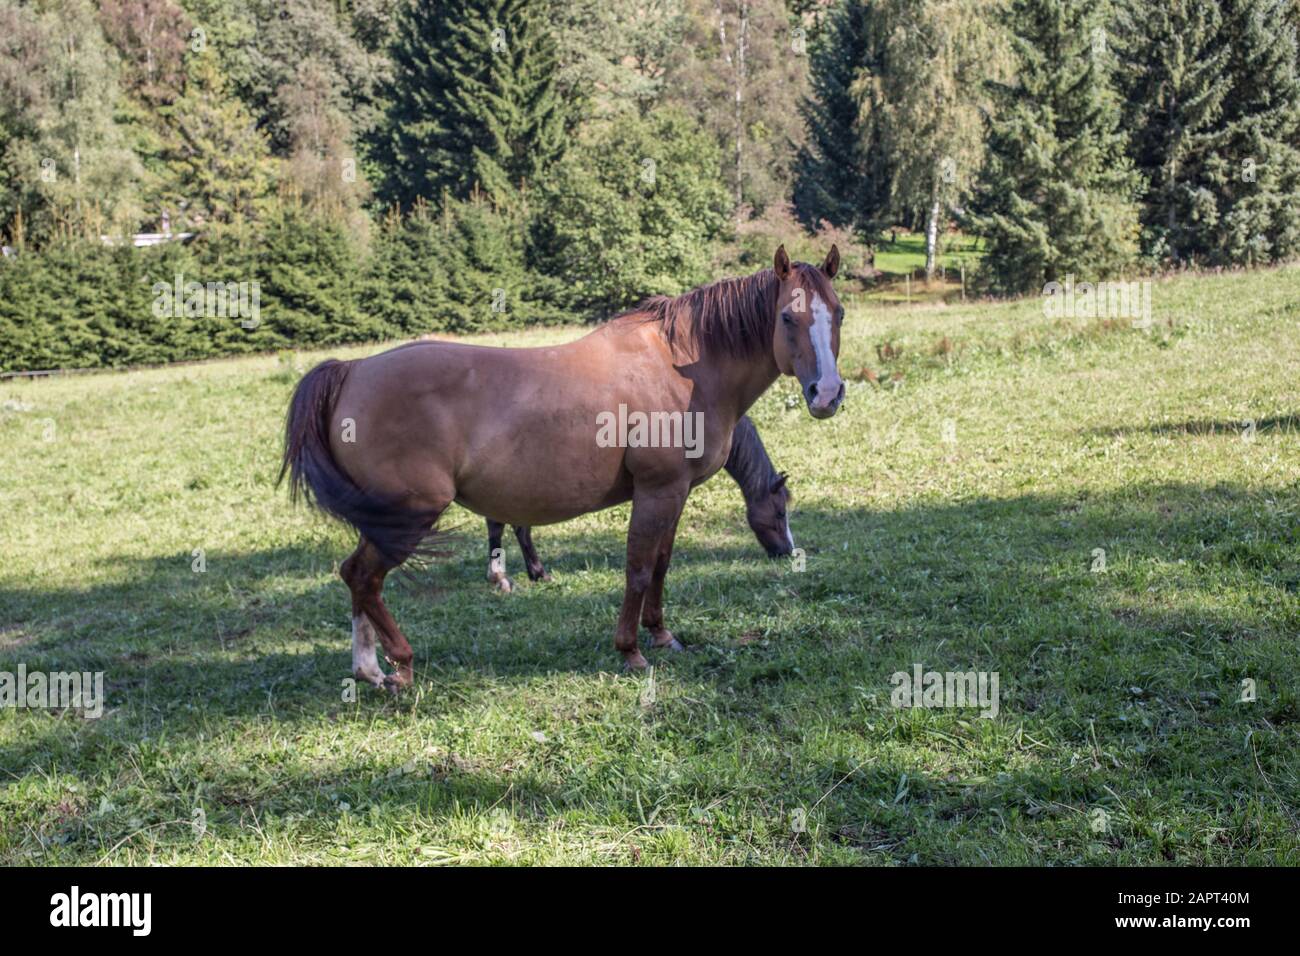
<box><xmin>805</xmin><ymin>379</ymin><xmax>845</xmax><ymax>419</ymax></box>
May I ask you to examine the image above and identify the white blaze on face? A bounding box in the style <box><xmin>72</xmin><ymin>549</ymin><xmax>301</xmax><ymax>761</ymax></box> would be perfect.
<box><xmin>809</xmin><ymin>293</ymin><xmax>838</xmax><ymax>390</ymax></box>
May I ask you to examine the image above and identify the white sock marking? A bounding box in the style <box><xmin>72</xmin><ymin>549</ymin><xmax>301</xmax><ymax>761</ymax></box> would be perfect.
<box><xmin>352</xmin><ymin>614</ymin><xmax>385</xmax><ymax>687</ymax></box>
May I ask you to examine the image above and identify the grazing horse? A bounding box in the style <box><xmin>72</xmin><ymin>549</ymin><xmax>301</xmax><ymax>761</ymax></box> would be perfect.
<box><xmin>483</xmin><ymin>415</ymin><xmax>794</xmax><ymax>591</ymax></box>
<box><xmin>280</xmin><ymin>245</ymin><xmax>844</xmax><ymax>689</ymax></box>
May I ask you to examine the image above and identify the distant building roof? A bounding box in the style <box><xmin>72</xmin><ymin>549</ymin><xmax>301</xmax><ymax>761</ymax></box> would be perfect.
<box><xmin>99</xmin><ymin>231</ymin><xmax>197</xmax><ymax>247</ymax></box>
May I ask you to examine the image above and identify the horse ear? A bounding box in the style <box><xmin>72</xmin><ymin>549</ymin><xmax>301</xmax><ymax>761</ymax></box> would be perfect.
<box><xmin>770</xmin><ymin>472</ymin><xmax>788</xmax><ymax>493</ymax></box>
<box><xmin>821</xmin><ymin>244</ymin><xmax>840</xmax><ymax>279</ymax></box>
<box><xmin>774</xmin><ymin>244</ymin><xmax>792</xmax><ymax>281</ymax></box>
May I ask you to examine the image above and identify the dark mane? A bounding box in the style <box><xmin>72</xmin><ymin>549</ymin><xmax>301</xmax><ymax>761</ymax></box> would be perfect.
<box><xmin>724</xmin><ymin>415</ymin><xmax>786</xmax><ymax>505</ymax></box>
<box><xmin>614</xmin><ymin>263</ymin><xmax>832</xmax><ymax>359</ymax></box>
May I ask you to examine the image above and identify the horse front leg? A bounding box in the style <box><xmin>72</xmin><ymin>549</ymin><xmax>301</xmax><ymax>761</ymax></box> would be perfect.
<box><xmin>640</xmin><ymin>514</ymin><xmax>684</xmax><ymax>652</ymax></box>
<box><xmin>617</xmin><ymin>486</ymin><xmax>687</xmax><ymax>670</ymax></box>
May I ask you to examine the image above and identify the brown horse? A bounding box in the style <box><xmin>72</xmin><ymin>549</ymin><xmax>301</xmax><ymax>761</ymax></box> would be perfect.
<box><xmin>484</xmin><ymin>414</ymin><xmax>794</xmax><ymax>591</ymax></box>
<box><xmin>281</xmin><ymin>245</ymin><xmax>844</xmax><ymax>689</ymax></box>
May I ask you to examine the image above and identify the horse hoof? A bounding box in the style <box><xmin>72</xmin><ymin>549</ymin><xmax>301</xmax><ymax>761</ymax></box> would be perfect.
<box><xmin>623</xmin><ymin>652</ymin><xmax>650</xmax><ymax>671</ymax></box>
<box><xmin>651</xmin><ymin>630</ymin><xmax>684</xmax><ymax>652</ymax></box>
<box><xmin>354</xmin><ymin>668</ymin><xmax>386</xmax><ymax>690</ymax></box>
<box><xmin>381</xmin><ymin>674</ymin><xmax>407</xmax><ymax>694</ymax></box>
<box><xmin>491</xmin><ymin>576</ymin><xmax>513</xmax><ymax>593</ymax></box>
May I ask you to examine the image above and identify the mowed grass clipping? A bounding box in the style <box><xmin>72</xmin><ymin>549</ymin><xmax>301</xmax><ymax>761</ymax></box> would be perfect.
<box><xmin>1</xmin><ymin>265</ymin><xmax>1298</xmax><ymax>865</ymax></box>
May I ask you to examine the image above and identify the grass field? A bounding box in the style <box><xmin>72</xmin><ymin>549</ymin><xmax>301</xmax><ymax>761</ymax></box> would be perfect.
<box><xmin>872</xmin><ymin>230</ymin><xmax>985</xmax><ymax>278</ymax></box>
<box><xmin>2</xmin><ymin>265</ymin><xmax>1299</xmax><ymax>865</ymax></box>
<box><xmin>851</xmin><ymin>230</ymin><xmax>985</xmax><ymax>305</ymax></box>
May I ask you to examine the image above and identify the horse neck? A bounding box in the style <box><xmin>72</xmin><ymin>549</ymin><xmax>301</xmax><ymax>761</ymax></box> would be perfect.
<box><xmin>681</xmin><ymin>338</ymin><xmax>780</xmax><ymax>424</ymax></box>
<box><xmin>703</xmin><ymin>349</ymin><xmax>781</xmax><ymax>425</ymax></box>
<box><xmin>724</xmin><ymin>419</ymin><xmax>776</xmax><ymax>501</ymax></box>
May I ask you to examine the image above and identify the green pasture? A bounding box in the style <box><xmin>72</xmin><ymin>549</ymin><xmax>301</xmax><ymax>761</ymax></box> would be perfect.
<box><xmin>1</xmin><ymin>265</ymin><xmax>1297</xmax><ymax>864</ymax></box>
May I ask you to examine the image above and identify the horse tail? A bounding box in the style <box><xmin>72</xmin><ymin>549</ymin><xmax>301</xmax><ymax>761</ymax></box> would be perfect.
<box><xmin>278</xmin><ymin>359</ymin><xmax>443</xmax><ymax>566</ymax></box>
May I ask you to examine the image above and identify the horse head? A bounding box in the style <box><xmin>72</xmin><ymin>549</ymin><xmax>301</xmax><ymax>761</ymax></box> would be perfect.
<box><xmin>771</xmin><ymin>244</ymin><xmax>845</xmax><ymax>420</ymax></box>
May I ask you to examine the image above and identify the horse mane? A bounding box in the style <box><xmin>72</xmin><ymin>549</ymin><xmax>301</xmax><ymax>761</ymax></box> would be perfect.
<box><xmin>724</xmin><ymin>415</ymin><xmax>787</xmax><ymax>504</ymax></box>
<box><xmin>614</xmin><ymin>263</ymin><xmax>832</xmax><ymax>359</ymax></box>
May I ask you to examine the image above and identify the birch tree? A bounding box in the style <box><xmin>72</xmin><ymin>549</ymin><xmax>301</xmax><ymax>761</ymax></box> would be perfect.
<box><xmin>851</xmin><ymin>0</ymin><xmax>1005</xmax><ymax>279</ymax></box>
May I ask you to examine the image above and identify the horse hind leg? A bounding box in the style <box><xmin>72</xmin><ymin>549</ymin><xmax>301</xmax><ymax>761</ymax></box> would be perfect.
<box><xmin>342</xmin><ymin>536</ymin><xmax>422</xmax><ymax>692</ymax></box>
<box><xmin>349</xmin><ymin>604</ymin><xmax>386</xmax><ymax>689</ymax></box>
<box><xmin>485</xmin><ymin>519</ymin><xmax>513</xmax><ymax>592</ymax></box>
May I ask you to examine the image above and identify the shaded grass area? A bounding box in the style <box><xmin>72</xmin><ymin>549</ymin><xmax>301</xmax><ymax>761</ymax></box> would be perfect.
<box><xmin>1</xmin><ymin>265</ymin><xmax>1298</xmax><ymax>864</ymax></box>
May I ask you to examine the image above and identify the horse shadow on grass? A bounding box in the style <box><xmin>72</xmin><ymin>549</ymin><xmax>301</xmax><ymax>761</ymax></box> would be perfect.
<box><xmin>2</xmin><ymin>480</ymin><xmax>1297</xmax><ymax>862</ymax></box>
<box><xmin>1086</xmin><ymin>413</ymin><xmax>1300</xmax><ymax>438</ymax></box>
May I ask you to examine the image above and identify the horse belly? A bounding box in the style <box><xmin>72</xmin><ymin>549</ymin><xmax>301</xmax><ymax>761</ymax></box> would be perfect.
<box><xmin>454</xmin><ymin>445</ymin><xmax>632</xmax><ymax>526</ymax></box>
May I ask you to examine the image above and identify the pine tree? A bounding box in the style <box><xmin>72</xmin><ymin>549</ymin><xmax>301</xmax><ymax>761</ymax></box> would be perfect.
<box><xmin>134</xmin><ymin>238</ymin><xmax>207</xmax><ymax>362</ymax></box>
<box><xmin>1213</xmin><ymin>0</ymin><xmax>1300</xmax><ymax>264</ymax></box>
<box><xmin>1116</xmin><ymin>0</ymin><xmax>1231</xmax><ymax>263</ymax></box>
<box><xmin>361</xmin><ymin>200</ymin><xmax>456</xmax><ymax>338</ymax></box>
<box><xmin>793</xmin><ymin>0</ymin><xmax>888</xmax><ymax>236</ymax></box>
<box><xmin>0</xmin><ymin>244</ymin><xmax>57</xmax><ymax>371</ymax></box>
<box><xmin>441</xmin><ymin>198</ymin><xmax>533</xmax><ymax>331</ymax></box>
<box><xmin>161</xmin><ymin>49</ymin><xmax>275</xmax><ymax>228</ymax></box>
<box><xmin>189</xmin><ymin>216</ymin><xmax>266</xmax><ymax>352</ymax></box>
<box><xmin>1118</xmin><ymin>0</ymin><xmax>1300</xmax><ymax>265</ymax></box>
<box><xmin>970</xmin><ymin>0</ymin><xmax>1141</xmax><ymax>294</ymax></box>
<box><xmin>860</xmin><ymin>1</ymin><xmax>1004</xmax><ymax>278</ymax></box>
<box><xmin>252</xmin><ymin>196</ymin><xmax>362</xmax><ymax>350</ymax></box>
<box><xmin>373</xmin><ymin>0</ymin><xmax>568</xmax><ymax>211</ymax></box>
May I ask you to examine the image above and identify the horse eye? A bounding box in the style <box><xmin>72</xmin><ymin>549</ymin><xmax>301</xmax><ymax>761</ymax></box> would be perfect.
<box><xmin>781</xmin><ymin>310</ymin><xmax>795</xmax><ymax>325</ymax></box>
